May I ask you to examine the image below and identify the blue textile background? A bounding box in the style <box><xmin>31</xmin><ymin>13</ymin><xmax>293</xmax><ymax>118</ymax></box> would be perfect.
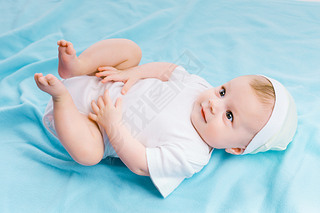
<box><xmin>0</xmin><ymin>0</ymin><xmax>319</xmax><ymax>212</ymax></box>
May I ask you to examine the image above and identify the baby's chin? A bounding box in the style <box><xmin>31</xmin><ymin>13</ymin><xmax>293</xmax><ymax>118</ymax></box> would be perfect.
<box><xmin>190</xmin><ymin>107</ymin><xmax>208</xmax><ymax>146</ymax></box>
<box><xmin>190</xmin><ymin>102</ymin><xmax>200</xmax><ymax>125</ymax></box>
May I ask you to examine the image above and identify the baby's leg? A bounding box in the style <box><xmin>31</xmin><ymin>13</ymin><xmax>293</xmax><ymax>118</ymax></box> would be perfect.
<box><xmin>58</xmin><ymin>39</ymin><xmax>142</xmax><ymax>79</ymax></box>
<box><xmin>35</xmin><ymin>73</ymin><xmax>104</xmax><ymax>165</ymax></box>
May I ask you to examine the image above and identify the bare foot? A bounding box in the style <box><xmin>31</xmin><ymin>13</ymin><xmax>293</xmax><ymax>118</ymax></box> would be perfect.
<box><xmin>34</xmin><ymin>73</ymin><xmax>68</xmax><ymax>101</ymax></box>
<box><xmin>57</xmin><ymin>40</ymin><xmax>81</xmax><ymax>79</ymax></box>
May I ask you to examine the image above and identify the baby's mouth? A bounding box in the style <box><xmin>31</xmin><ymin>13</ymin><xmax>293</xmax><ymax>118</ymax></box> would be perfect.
<box><xmin>201</xmin><ymin>105</ymin><xmax>207</xmax><ymax>123</ymax></box>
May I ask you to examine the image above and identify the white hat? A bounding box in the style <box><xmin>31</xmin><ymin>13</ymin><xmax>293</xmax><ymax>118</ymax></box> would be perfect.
<box><xmin>242</xmin><ymin>76</ymin><xmax>298</xmax><ymax>154</ymax></box>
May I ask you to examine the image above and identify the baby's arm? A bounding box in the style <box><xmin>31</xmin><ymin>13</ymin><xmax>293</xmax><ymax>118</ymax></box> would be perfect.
<box><xmin>96</xmin><ymin>62</ymin><xmax>178</xmax><ymax>94</ymax></box>
<box><xmin>89</xmin><ymin>90</ymin><xmax>149</xmax><ymax>176</ymax></box>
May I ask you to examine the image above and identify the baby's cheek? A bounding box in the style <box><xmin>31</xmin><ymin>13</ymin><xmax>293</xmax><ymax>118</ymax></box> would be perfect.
<box><xmin>203</xmin><ymin>128</ymin><xmax>216</xmax><ymax>143</ymax></box>
<box><xmin>204</xmin><ymin>124</ymin><xmax>227</xmax><ymax>147</ymax></box>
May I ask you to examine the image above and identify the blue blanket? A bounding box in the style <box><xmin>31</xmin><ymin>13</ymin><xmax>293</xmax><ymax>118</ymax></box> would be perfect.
<box><xmin>1</xmin><ymin>0</ymin><xmax>320</xmax><ymax>212</ymax></box>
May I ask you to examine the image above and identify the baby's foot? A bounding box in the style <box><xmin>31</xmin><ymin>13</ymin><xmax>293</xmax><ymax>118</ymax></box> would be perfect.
<box><xmin>57</xmin><ymin>40</ymin><xmax>80</xmax><ymax>79</ymax></box>
<box><xmin>34</xmin><ymin>73</ymin><xmax>68</xmax><ymax>101</ymax></box>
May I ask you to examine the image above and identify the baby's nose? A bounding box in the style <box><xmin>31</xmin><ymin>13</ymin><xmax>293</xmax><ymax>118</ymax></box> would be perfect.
<box><xmin>209</xmin><ymin>99</ymin><xmax>222</xmax><ymax>114</ymax></box>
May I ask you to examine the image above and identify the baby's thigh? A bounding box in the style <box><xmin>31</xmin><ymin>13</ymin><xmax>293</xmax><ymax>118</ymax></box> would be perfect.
<box><xmin>80</xmin><ymin>114</ymin><xmax>105</xmax><ymax>160</ymax></box>
<box><xmin>82</xmin><ymin>113</ymin><xmax>104</xmax><ymax>145</ymax></box>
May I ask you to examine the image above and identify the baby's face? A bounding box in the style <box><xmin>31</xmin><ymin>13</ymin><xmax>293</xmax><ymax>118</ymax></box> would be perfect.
<box><xmin>191</xmin><ymin>75</ymin><xmax>272</xmax><ymax>154</ymax></box>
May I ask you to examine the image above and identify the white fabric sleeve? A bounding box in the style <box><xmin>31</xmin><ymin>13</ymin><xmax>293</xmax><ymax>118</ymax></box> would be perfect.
<box><xmin>170</xmin><ymin>65</ymin><xmax>190</xmax><ymax>81</ymax></box>
<box><xmin>170</xmin><ymin>65</ymin><xmax>212</xmax><ymax>89</ymax></box>
<box><xmin>146</xmin><ymin>145</ymin><xmax>195</xmax><ymax>198</ymax></box>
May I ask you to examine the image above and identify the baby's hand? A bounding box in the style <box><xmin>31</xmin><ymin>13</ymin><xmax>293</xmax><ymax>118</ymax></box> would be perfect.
<box><xmin>96</xmin><ymin>66</ymin><xmax>141</xmax><ymax>95</ymax></box>
<box><xmin>88</xmin><ymin>90</ymin><xmax>123</xmax><ymax>132</ymax></box>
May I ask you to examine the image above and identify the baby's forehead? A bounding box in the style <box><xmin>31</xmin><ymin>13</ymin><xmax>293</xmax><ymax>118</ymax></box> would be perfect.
<box><xmin>223</xmin><ymin>75</ymin><xmax>254</xmax><ymax>94</ymax></box>
<box><xmin>224</xmin><ymin>75</ymin><xmax>269</xmax><ymax>100</ymax></box>
<box><xmin>226</xmin><ymin>75</ymin><xmax>258</xmax><ymax>85</ymax></box>
<box><xmin>224</xmin><ymin>76</ymin><xmax>272</xmax><ymax>133</ymax></box>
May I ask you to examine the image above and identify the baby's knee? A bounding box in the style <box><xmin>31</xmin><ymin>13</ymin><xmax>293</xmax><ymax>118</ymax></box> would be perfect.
<box><xmin>123</xmin><ymin>39</ymin><xmax>142</xmax><ymax>64</ymax></box>
<box><xmin>73</xmin><ymin>148</ymin><xmax>104</xmax><ymax>166</ymax></box>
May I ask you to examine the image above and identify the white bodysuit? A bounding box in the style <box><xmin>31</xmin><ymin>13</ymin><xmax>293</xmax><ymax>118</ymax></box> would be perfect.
<box><xmin>43</xmin><ymin>66</ymin><xmax>213</xmax><ymax>198</ymax></box>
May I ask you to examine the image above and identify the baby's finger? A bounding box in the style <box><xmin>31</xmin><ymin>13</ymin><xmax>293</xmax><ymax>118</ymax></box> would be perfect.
<box><xmin>101</xmin><ymin>75</ymin><xmax>123</xmax><ymax>84</ymax></box>
<box><xmin>98</xmin><ymin>66</ymin><xmax>118</xmax><ymax>72</ymax></box>
<box><xmin>96</xmin><ymin>70</ymin><xmax>118</xmax><ymax>78</ymax></box>
<box><xmin>103</xmin><ymin>89</ymin><xmax>112</xmax><ymax>106</ymax></box>
<box><xmin>121</xmin><ymin>79</ymin><xmax>137</xmax><ymax>95</ymax></box>
<box><xmin>91</xmin><ymin>100</ymin><xmax>100</xmax><ymax>114</ymax></box>
<box><xmin>88</xmin><ymin>112</ymin><xmax>97</xmax><ymax>121</ymax></box>
<box><xmin>97</xmin><ymin>96</ymin><xmax>105</xmax><ymax>108</ymax></box>
<box><xmin>115</xmin><ymin>97</ymin><xmax>123</xmax><ymax>111</ymax></box>
<box><xmin>101</xmin><ymin>76</ymin><xmax>113</xmax><ymax>83</ymax></box>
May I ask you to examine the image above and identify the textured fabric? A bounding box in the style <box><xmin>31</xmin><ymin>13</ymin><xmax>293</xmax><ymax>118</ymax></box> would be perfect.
<box><xmin>1</xmin><ymin>0</ymin><xmax>320</xmax><ymax>212</ymax></box>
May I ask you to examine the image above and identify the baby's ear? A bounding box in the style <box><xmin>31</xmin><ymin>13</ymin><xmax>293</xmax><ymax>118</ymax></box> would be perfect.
<box><xmin>225</xmin><ymin>148</ymin><xmax>245</xmax><ymax>155</ymax></box>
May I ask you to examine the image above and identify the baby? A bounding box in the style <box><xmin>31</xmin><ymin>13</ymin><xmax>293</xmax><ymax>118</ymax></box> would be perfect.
<box><xmin>34</xmin><ymin>39</ymin><xmax>298</xmax><ymax>198</ymax></box>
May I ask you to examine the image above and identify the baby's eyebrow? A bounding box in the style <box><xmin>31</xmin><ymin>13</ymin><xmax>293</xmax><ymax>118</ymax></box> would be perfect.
<box><xmin>224</xmin><ymin>82</ymin><xmax>231</xmax><ymax>95</ymax></box>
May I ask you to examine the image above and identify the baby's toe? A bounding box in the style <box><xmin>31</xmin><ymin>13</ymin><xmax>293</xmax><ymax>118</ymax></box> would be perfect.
<box><xmin>65</xmin><ymin>42</ymin><xmax>75</xmax><ymax>55</ymax></box>
<box><xmin>38</xmin><ymin>76</ymin><xmax>49</xmax><ymax>86</ymax></box>
<box><xmin>46</xmin><ymin>74</ymin><xmax>58</xmax><ymax>85</ymax></box>
<box><xmin>58</xmin><ymin>40</ymin><xmax>67</xmax><ymax>47</ymax></box>
<box><xmin>34</xmin><ymin>73</ymin><xmax>43</xmax><ymax>80</ymax></box>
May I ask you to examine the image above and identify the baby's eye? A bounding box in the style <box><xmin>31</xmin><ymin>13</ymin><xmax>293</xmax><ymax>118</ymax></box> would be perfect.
<box><xmin>226</xmin><ymin>111</ymin><xmax>233</xmax><ymax>122</ymax></box>
<box><xmin>219</xmin><ymin>87</ymin><xmax>226</xmax><ymax>97</ymax></box>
